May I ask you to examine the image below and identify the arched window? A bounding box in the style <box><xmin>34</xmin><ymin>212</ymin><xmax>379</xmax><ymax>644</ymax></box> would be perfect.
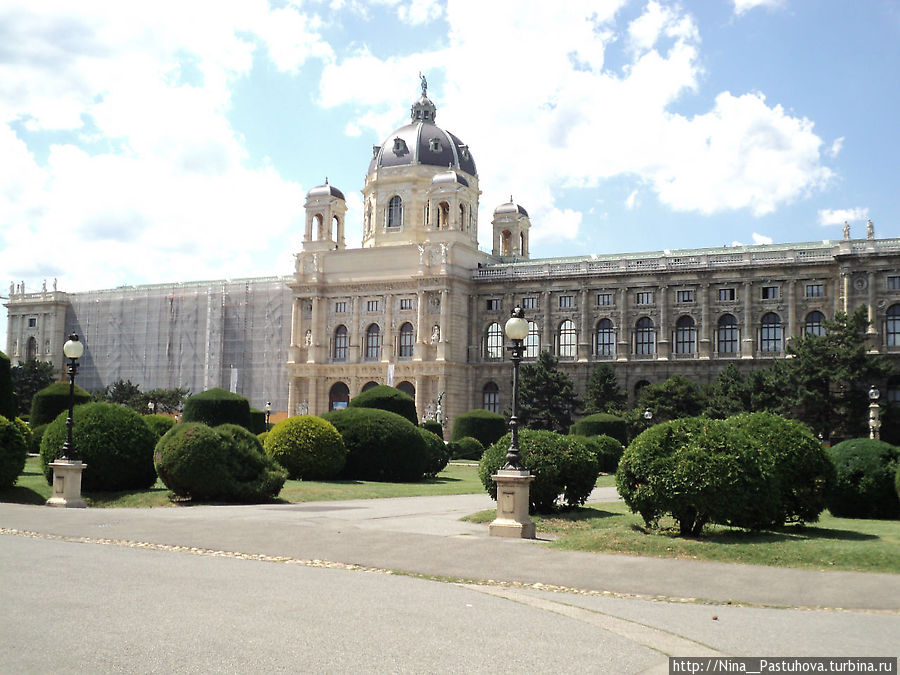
<box><xmin>362</xmin><ymin>381</ymin><xmax>379</xmax><ymax>392</ymax></box>
<box><xmin>760</xmin><ymin>312</ymin><xmax>782</xmax><ymax>352</ymax></box>
<box><xmin>596</xmin><ymin>318</ymin><xmax>615</xmax><ymax>356</ymax></box>
<box><xmin>558</xmin><ymin>320</ymin><xmax>576</xmax><ymax>358</ymax></box>
<box><xmin>483</xmin><ymin>382</ymin><xmax>499</xmax><ymax>413</ymax></box>
<box><xmin>635</xmin><ymin>317</ymin><xmax>655</xmax><ymax>355</ymax></box>
<box><xmin>501</xmin><ymin>230</ymin><xmax>512</xmax><ymax>255</ymax></box>
<box><xmin>25</xmin><ymin>336</ymin><xmax>37</xmax><ymax>361</ymax></box>
<box><xmin>520</xmin><ymin>232</ymin><xmax>526</xmax><ymax>255</ymax></box>
<box><xmin>398</xmin><ymin>322</ymin><xmax>414</xmax><ymax>358</ymax></box>
<box><xmin>365</xmin><ymin>324</ymin><xmax>381</xmax><ymax>360</ymax></box>
<box><xmin>333</xmin><ymin>325</ymin><xmax>348</xmax><ymax>361</ymax></box>
<box><xmin>328</xmin><ymin>382</ymin><xmax>350</xmax><ymax>411</ymax></box>
<box><xmin>888</xmin><ymin>305</ymin><xmax>900</xmax><ymax>347</ymax></box>
<box><xmin>388</xmin><ymin>196</ymin><xmax>402</xmax><ymax>228</ymax></box>
<box><xmin>634</xmin><ymin>379</ymin><xmax>650</xmax><ymax>397</ymax></box>
<box><xmin>717</xmin><ymin>314</ymin><xmax>739</xmax><ymax>354</ymax></box>
<box><xmin>675</xmin><ymin>316</ymin><xmax>696</xmax><ymax>354</ymax></box>
<box><xmin>313</xmin><ymin>213</ymin><xmax>324</xmax><ymax>238</ymax></box>
<box><xmin>804</xmin><ymin>311</ymin><xmax>826</xmax><ymax>337</ymax></box>
<box><xmin>524</xmin><ymin>320</ymin><xmax>540</xmax><ymax>359</ymax></box>
<box><xmin>438</xmin><ymin>201</ymin><xmax>450</xmax><ymax>229</ymax></box>
<box><xmin>485</xmin><ymin>322</ymin><xmax>503</xmax><ymax>360</ymax></box>
<box><xmin>397</xmin><ymin>381</ymin><xmax>415</xmax><ymax>399</ymax></box>
<box><xmin>458</xmin><ymin>203</ymin><xmax>464</xmax><ymax>230</ymax></box>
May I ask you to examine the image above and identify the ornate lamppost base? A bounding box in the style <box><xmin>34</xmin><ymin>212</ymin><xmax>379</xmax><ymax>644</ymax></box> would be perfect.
<box><xmin>489</xmin><ymin>470</ymin><xmax>536</xmax><ymax>539</ymax></box>
<box><xmin>46</xmin><ymin>460</ymin><xmax>88</xmax><ymax>508</ymax></box>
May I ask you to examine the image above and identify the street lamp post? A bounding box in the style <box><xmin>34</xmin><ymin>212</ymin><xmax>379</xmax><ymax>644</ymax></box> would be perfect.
<box><xmin>868</xmin><ymin>385</ymin><xmax>881</xmax><ymax>440</ymax></box>
<box><xmin>489</xmin><ymin>306</ymin><xmax>535</xmax><ymax>539</ymax></box>
<box><xmin>643</xmin><ymin>408</ymin><xmax>653</xmax><ymax>425</ymax></box>
<box><xmin>47</xmin><ymin>333</ymin><xmax>87</xmax><ymax>508</ymax></box>
<box><xmin>265</xmin><ymin>401</ymin><xmax>272</xmax><ymax>429</ymax></box>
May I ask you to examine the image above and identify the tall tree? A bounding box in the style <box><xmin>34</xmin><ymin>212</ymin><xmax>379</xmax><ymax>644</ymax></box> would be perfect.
<box><xmin>94</xmin><ymin>379</ymin><xmax>146</xmax><ymax>412</ymax></box>
<box><xmin>144</xmin><ymin>388</ymin><xmax>190</xmax><ymax>414</ymax></box>
<box><xmin>704</xmin><ymin>363</ymin><xmax>751</xmax><ymax>419</ymax></box>
<box><xmin>584</xmin><ymin>363</ymin><xmax>627</xmax><ymax>414</ymax></box>
<box><xmin>517</xmin><ymin>350</ymin><xmax>581</xmax><ymax>433</ymax></box>
<box><xmin>635</xmin><ymin>374</ymin><xmax>706</xmax><ymax>424</ymax></box>
<box><xmin>9</xmin><ymin>358</ymin><xmax>55</xmax><ymax>417</ymax></box>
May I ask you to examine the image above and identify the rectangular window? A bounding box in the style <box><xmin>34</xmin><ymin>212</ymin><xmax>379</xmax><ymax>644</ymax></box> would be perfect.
<box><xmin>334</xmin><ymin>301</ymin><xmax>347</xmax><ymax>313</ymax></box>
<box><xmin>486</xmin><ymin>299</ymin><xmax>500</xmax><ymax>311</ymax></box>
<box><xmin>677</xmin><ymin>290</ymin><xmax>694</xmax><ymax>303</ymax></box>
<box><xmin>558</xmin><ymin>295</ymin><xmax>573</xmax><ymax>309</ymax></box>
<box><xmin>805</xmin><ymin>284</ymin><xmax>824</xmax><ymax>298</ymax></box>
<box><xmin>366</xmin><ymin>300</ymin><xmax>380</xmax><ymax>312</ymax></box>
<box><xmin>597</xmin><ymin>293</ymin><xmax>612</xmax><ymax>306</ymax></box>
<box><xmin>718</xmin><ymin>288</ymin><xmax>735</xmax><ymax>301</ymax></box>
<box><xmin>27</xmin><ymin>317</ymin><xmax>36</xmax><ymax>328</ymax></box>
<box><xmin>399</xmin><ymin>298</ymin><xmax>413</xmax><ymax>310</ymax></box>
<box><xmin>522</xmin><ymin>297</ymin><xmax>537</xmax><ymax>310</ymax></box>
<box><xmin>636</xmin><ymin>292</ymin><xmax>653</xmax><ymax>305</ymax></box>
<box><xmin>762</xmin><ymin>286</ymin><xmax>779</xmax><ymax>300</ymax></box>
<box><xmin>888</xmin><ymin>276</ymin><xmax>900</xmax><ymax>290</ymax></box>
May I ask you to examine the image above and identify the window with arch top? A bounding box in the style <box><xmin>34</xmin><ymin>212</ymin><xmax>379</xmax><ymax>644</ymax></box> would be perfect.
<box><xmin>887</xmin><ymin>304</ymin><xmax>900</xmax><ymax>346</ymax></box>
<box><xmin>760</xmin><ymin>312</ymin><xmax>782</xmax><ymax>352</ymax></box>
<box><xmin>804</xmin><ymin>311</ymin><xmax>826</xmax><ymax>337</ymax></box>
<box><xmin>485</xmin><ymin>322</ymin><xmax>503</xmax><ymax>360</ymax></box>
<box><xmin>388</xmin><ymin>196</ymin><xmax>403</xmax><ymax>228</ymax></box>
<box><xmin>365</xmin><ymin>324</ymin><xmax>381</xmax><ymax>360</ymax></box>
<box><xmin>717</xmin><ymin>314</ymin><xmax>738</xmax><ymax>354</ymax></box>
<box><xmin>524</xmin><ymin>320</ymin><xmax>540</xmax><ymax>359</ymax></box>
<box><xmin>558</xmin><ymin>319</ymin><xmax>576</xmax><ymax>358</ymax></box>
<box><xmin>333</xmin><ymin>325</ymin><xmax>348</xmax><ymax>361</ymax></box>
<box><xmin>635</xmin><ymin>317</ymin><xmax>655</xmax><ymax>355</ymax></box>
<box><xmin>398</xmin><ymin>322</ymin><xmax>414</xmax><ymax>358</ymax></box>
<box><xmin>482</xmin><ymin>382</ymin><xmax>499</xmax><ymax>413</ymax></box>
<box><xmin>596</xmin><ymin>318</ymin><xmax>614</xmax><ymax>356</ymax></box>
<box><xmin>675</xmin><ymin>315</ymin><xmax>696</xmax><ymax>354</ymax></box>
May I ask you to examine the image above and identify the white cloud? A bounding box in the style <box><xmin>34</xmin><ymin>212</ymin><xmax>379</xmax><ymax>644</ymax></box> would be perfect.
<box><xmin>733</xmin><ymin>0</ymin><xmax>783</xmax><ymax>16</ymax></box>
<box><xmin>625</xmin><ymin>190</ymin><xmax>639</xmax><ymax>210</ymax></box>
<box><xmin>817</xmin><ymin>207</ymin><xmax>869</xmax><ymax>226</ymax></box>
<box><xmin>752</xmin><ymin>232</ymin><xmax>773</xmax><ymax>245</ymax></box>
<box><xmin>829</xmin><ymin>136</ymin><xmax>844</xmax><ymax>158</ymax></box>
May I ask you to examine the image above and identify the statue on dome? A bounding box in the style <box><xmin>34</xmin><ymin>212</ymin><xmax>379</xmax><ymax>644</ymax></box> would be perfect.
<box><xmin>843</xmin><ymin>221</ymin><xmax>850</xmax><ymax>240</ymax></box>
<box><xmin>867</xmin><ymin>219</ymin><xmax>875</xmax><ymax>240</ymax></box>
<box><xmin>419</xmin><ymin>72</ymin><xmax>427</xmax><ymax>97</ymax></box>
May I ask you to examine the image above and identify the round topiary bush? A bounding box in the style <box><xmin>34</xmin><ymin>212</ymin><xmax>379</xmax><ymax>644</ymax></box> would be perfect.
<box><xmin>616</xmin><ymin>417</ymin><xmax>781</xmax><ymax>535</ymax></box>
<box><xmin>249</xmin><ymin>408</ymin><xmax>267</xmax><ymax>435</ymax></box>
<box><xmin>724</xmin><ymin>412</ymin><xmax>834</xmax><ymax>524</ymax></box>
<box><xmin>826</xmin><ymin>438</ymin><xmax>900</xmax><ymax>519</ymax></box>
<box><xmin>479</xmin><ymin>430</ymin><xmax>599</xmax><ymax>513</ymax></box>
<box><xmin>421</xmin><ymin>419</ymin><xmax>443</xmax><ymax>439</ymax></box>
<box><xmin>593</xmin><ymin>434</ymin><xmax>625</xmax><ymax>473</ymax></box>
<box><xmin>40</xmin><ymin>402</ymin><xmax>158</xmax><ymax>492</ymax></box>
<box><xmin>419</xmin><ymin>427</ymin><xmax>449</xmax><ymax>478</ymax></box>
<box><xmin>30</xmin><ymin>381</ymin><xmax>91</xmax><ymax>426</ymax></box>
<box><xmin>263</xmin><ymin>415</ymin><xmax>347</xmax><ymax>480</ymax></box>
<box><xmin>450</xmin><ymin>436</ymin><xmax>484</xmax><ymax>460</ymax></box>
<box><xmin>143</xmin><ymin>414</ymin><xmax>176</xmax><ymax>439</ymax></box>
<box><xmin>569</xmin><ymin>413</ymin><xmax>627</xmax><ymax>445</ymax></box>
<box><xmin>154</xmin><ymin>423</ymin><xmax>286</xmax><ymax>502</ymax></box>
<box><xmin>29</xmin><ymin>423</ymin><xmax>47</xmax><ymax>455</ymax></box>
<box><xmin>322</xmin><ymin>407</ymin><xmax>427</xmax><ymax>482</ymax></box>
<box><xmin>451</xmin><ymin>409</ymin><xmax>508</xmax><ymax>446</ymax></box>
<box><xmin>0</xmin><ymin>415</ymin><xmax>27</xmax><ymax>489</ymax></box>
<box><xmin>12</xmin><ymin>417</ymin><xmax>33</xmax><ymax>455</ymax></box>
<box><xmin>0</xmin><ymin>351</ymin><xmax>17</xmax><ymax>420</ymax></box>
<box><xmin>348</xmin><ymin>385</ymin><xmax>418</xmax><ymax>425</ymax></box>
<box><xmin>216</xmin><ymin>423</ymin><xmax>266</xmax><ymax>457</ymax></box>
<box><xmin>182</xmin><ymin>388</ymin><xmax>252</xmax><ymax>430</ymax></box>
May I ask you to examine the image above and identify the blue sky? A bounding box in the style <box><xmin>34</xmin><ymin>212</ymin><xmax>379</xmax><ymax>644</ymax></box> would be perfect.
<box><xmin>2</xmin><ymin>0</ymin><xmax>899</xmax><ymax>342</ymax></box>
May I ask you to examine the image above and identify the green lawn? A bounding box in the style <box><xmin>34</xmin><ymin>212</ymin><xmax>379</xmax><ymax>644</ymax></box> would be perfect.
<box><xmin>464</xmin><ymin>500</ymin><xmax>900</xmax><ymax>574</ymax></box>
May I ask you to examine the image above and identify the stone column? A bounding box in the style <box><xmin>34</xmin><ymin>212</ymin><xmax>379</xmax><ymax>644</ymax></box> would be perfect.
<box><xmin>786</xmin><ymin>279</ymin><xmax>796</xmax><ymax>342</ymax></box>
<box><xmin>699</xmin><ymin>282</ymin><xmax>711</xmax><ymax>359</ymax></box>
<box><xmin>415</xmin><ymin>290</ymin><xmax>426</xmax><ymax>360</ymax></box>
<box><xmin>542</xmin><ymin>290</ymin><xmax>552</xmax><ymax>354</ymax></box>
<box><xmin>288</xmin><ymin>377</ymin><xmax>298</xmax><ymax>416</ymax></box>
<box><xmin>867</xmin><ymin>271</ymin><xmax>878</xmax><ymax>334</ymax></box>
<box><xmin>742</xmin><ymin>281</ymin><xmax>754</xmax><ymax>358</ymax></box>
<box><xmin>578</xmin><ymin>289</ymin><xmax>590</xmax><ymax>361</ymax></box>
<box><xmin>617</xmin><ymin>287</ymin><xmax>629</xmax><ymax>361</ymax></box>
<box><xmin>842</xmin><ymin>270</ymin><xmax>850</xmax><ymax>314</ymax></box>
<box><xmin>437</xmin><ymin>289</ymin><xmax>449</xmax><ymax>361</ymax></box>
<box><xmin>308</xmin><ymin>297</ymin><xmax>321</xmax><ymax>363</ymax></box>
<box><xmin>657</xmin><ymin>285</ymin><xmax>669</xmax><ymax>360</ymax></box>
<box><xmin>382</xmin><ymin>293</ymin><xmax>393</xmax><ymax>363</ymax></box>
<box><xmin>350</xmin><ymin>297</ymin><xmax>361</xmax><ymax>362</ymax></box>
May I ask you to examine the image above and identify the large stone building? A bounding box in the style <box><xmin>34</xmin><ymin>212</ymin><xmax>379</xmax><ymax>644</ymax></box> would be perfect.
<box><xmin>7</xmin><ymin>85</ymin><xmax>900</xmax><ymax>423</ymax></box>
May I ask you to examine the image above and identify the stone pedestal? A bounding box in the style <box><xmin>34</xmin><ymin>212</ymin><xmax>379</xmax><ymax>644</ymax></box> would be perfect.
<box><xmin>46</xmin><ymin>460</ymin><xmax>87</xmax><ymax>508</ymax></box>
<box><xmin>490</xmin><ymin>470</ymin><xmax>536</xmax><ymax>539</ymax></box>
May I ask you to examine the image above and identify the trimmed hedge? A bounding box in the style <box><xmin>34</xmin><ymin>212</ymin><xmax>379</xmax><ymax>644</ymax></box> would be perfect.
<box><xmin>264</xmin><ymin>415</ymin><xmax>347</xmax><ymax>480</ymax></box>
<box><xmin>724</xmin><ymin>412</ymin><xmax>833</xmax><ymax>524</ymax></box>
<box><xmin>569</xmin><ymin>413</ymin><xmax>627</xmax><ymax>445</ymax></box>
<box><xmin>826</xmin><ymin>438</ymin><xmax>900</xmax><ymax>519</ymax></box>
<box><xmin>154</xmin><ymin>423</ymin><xmax>286</xmax><ymax>502</ymax></box>
<box><xmin>0</xmin><ymin>351</ymin><xmax>17</xmax><ymax>420</ymax></box>
<box><xmin>30</xmin><ymin>381</ymin><xmax>91</xmax><ymax>426</ymax></box>
<box><xmin>348</xmin><ymin>385</ymin><xmax>418</xmax><ymax>425</ymax></box>
<box><xmin>421</xmin><ymin>419</ymin><xmax>443</xmax><ymax>439</ymax></box>
<box><xmin>11</xmin><ymin>417</ymin><xmax>33</xmax><ymax>456</ymax></box>
<box><xmin>0</xmin><ymin>415</ymin><xmax>27</xmax><ymax>489</ymax></box>
<box><xmin>29</xmin><ymin>423</ymin><xmax>48</xmax><ymax>455</ymax></box>
<box><xmin>593</xmin><ymin>434</ymin><xmax>625</xmax><ymax>473</ymax></box>
<box><xmin>451</xmin><ymin>409</ymin><xmax>507</xmax><ymax>446</ymax></box>
<box><xmin>322</xmin><ymin>407</ymin><xmax>427</xmax><ymax>482</ymax></box>
<box><xmin>249</xmin><ymin>408</ymin><xmax>267</xmax><ymax>435</ymax></box>
<box><xmin>450</xmin><ymin>436</ymin><xmax>484</xmax><ymax>460</ymax></box>
<box><xmin>479</xmin><ymin>430</ymin><xmax>599</xmax><ymax>513</ymax></box>
<box><xmin>616</xmin><ymin>417</ymin><xmax>781</xmax><ymax>535</ymax></box>
<box><xmin>40</xmin><ymin>402</ymin><xmax>158</xmax><ymax>492</ymax></box>
<box><xmin>143</xmin><ymin>414</ymin><xmax>176</xmax><ymax>439</ymax></box>
<box><xmin>182</xmin><ymin>388</ymin><xmax>252</xmax><ymax>430</ymax></box>
<box><xmin>419</xmin><ymin>427</ymin><xmax>450</xmax><ymax>478</ymax></box>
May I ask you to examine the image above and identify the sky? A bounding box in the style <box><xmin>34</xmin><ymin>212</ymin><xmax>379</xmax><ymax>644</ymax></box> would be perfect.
<box><xmin>2</xmin><ymin>0</ymin><xmax>899</xmax><ymax>343</ymax></box>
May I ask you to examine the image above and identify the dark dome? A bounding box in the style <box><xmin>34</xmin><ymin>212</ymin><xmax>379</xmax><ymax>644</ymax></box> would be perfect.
<box><xmin>431</xmin><ymin>170</ymin><xmax>469</xmax><ymax>187</ymax></box>
<box><xmin>494</xmin><ymin>199</ymin><xmax>528</xmax><ymax>217</ymax></box>
<box><xmin>307</xmin><ymin>182</ymin><xmax>345</xmax><ymax>201</ymax></box>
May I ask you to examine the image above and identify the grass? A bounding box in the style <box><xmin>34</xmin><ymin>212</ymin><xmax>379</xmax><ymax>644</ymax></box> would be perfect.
<box><xmin>464</xmin><ymin>500</ymin><xmax>900</xmax><ymax>574</ymax></box>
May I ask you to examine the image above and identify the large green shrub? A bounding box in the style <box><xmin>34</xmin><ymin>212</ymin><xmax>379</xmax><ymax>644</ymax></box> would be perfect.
<box><xmin>0</xmin><ymin>415</ymin><xmax>27</xmax><ymax>489</ymax></box>
<box><xmin>11</xmin><ymin>417</ymin><xmax>33</xmax><ymax>455</ymax></box>
<box><xmin>451</xmin><ymin>409</ymin><xmax>508</xmax><ymax>446</ymax></box>
<box><xmin>143</xmin><ymin>414</ymin><xmax>176</xmax><ymax>439</ymax></box>
<box><xmin>348</xmin><ymin>385</ymin><xmax>418</xmax><ymax>425</ymax></box>
<box><xmin>264</xmin><ymin>415</ymin><xmax>347</xmax><ymax>480</ymax></box>
<box><xmin>826</xmin><ymin>439</ymin><xmax>900</xmax><ymax>519</ymax></box>
<box><xmin>419</xmin><ymin>427</ymin><xmax>450</xmax><ymax>478</ymax></box>
<box><xmin>40</xmin><ymin>402</ymin><xmax>158</xmax><ymax>492</ymax></box>
<box><xmin>0</xmin><ymin>351</ymin><xmax>17</xmax><ymax>420</ymax></box>
<box><xmin>182</xmin><ymin>388</ymin><xmax>252</xmax><ymax>430</ymax></box>
<box><xmin>616</xmin><ymin>417</ymin><xmax>781</xmax><ymax>535</ymax></box>
<box><xmin>249</xmin><ymin>408</ymin><xmax>267</xmax><ymax>435</ymax></box>
<box><xmin>30</xmin><ymin>381</ymin><xmax>91</xmax><ymax>426</ymax></box>
<box><xmin>29</xmin><ymin>423</ymin><xmax>48</xmax><ymax>455</ymax></box>
<box><xmin>593</xmin><ymin>434</ymin><xmax>625</xmax><ymax>473</ymax></box>
<box><xmin>450</xmin><ymin>436</ymin><xmax>484</xmax><ymax>460</ymax></box>
<box><xmin>569</xmin><ymin>413</ymin><xmax>627</xmax><ymax>445</ymax></box>
<box><xmin>154</xmin><ymin>423</ymin><xmax>286</xmax><ymax>502</ymax></box>
<box><xmin>724</xmin><ymin>412</ymin><xmax>833</xmax><ymax>524</ymax></box>
<box><xmin>479</xmin><ymin>430</ymin><xmax>599</xmax><ymax>513</ymax></box>
<box><xmin>322</xmin><ymin>407</ymin><xmax>427</xmax><ymax>482</ymax></box>
<box><xmin>421</xmin><ymin>419</ymin><xmax>443</xmax><ymax>439</ymax></box>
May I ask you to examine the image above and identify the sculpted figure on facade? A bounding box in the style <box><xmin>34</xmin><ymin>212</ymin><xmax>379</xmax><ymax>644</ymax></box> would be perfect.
<box><xmin>843</xmin><ymin>221</ymin><xmax>850</xmax><ymax>240</ymax></box>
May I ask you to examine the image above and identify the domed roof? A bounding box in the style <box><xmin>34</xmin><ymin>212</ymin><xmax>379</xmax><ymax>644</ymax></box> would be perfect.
<box><xmin>367</xmin><ymin>82</ymin><xmax>477</xmax><ymax>178</ymax></box>
<box><xmin>431</xmin><ymin>170</ymin><xmax>469</xmax><ymax>187</ymax></box>
<box><xmin>494</xmin><ymin>197</ymin><xmax>528</xmax><ymax>217</ymax></box>
<box><xmin>307</xmin><ymin>180</ymin><xmax>345</xmax><ymax>201</ymax></box>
